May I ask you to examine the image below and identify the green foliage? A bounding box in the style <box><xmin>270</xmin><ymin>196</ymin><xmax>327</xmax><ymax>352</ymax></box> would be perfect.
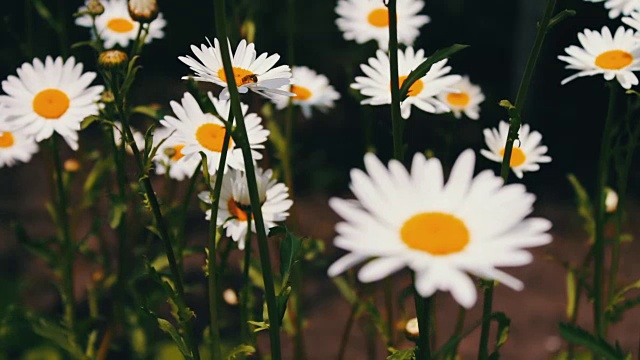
<box><xmin>558</xmin><ymin>323</ymin><xmax>629</xmax><ymax>360</ymax></box>
<box><xmin>157</xmin><ymin>318</ymin><xmax>192</xmax><ymax>360</ymax></box>
<box><xmin>566</xmin><ymin>269</ymin><xmax>577</xmax><ymax>319</ymax></box>
<box><xmin>29</xmin><ymin>316</ymin><xmax>85</xmax><ymax>360</ymax></box>
<box><xmin>12</xmin><ymin>222</ymin><xmax>57</xmax><ymax>268</ymax></box>
<box><xmin>489</xmin><ymin>312</ymin><xmax>511</xmax><ymax>358</ymax></box>
<box><xmin>387</xmin><ymin>347</ymin><xmax>416</xmax><ymax>360</ymax></box>
<box><xmin>226</xmin><ymin>344</ymin><xmax>256</xmax><ymax>359</ymax></box>
<box><xmin>567</xmin><ymin>174</ymin><xmax>595</xmax><ymax>238</ymax></box>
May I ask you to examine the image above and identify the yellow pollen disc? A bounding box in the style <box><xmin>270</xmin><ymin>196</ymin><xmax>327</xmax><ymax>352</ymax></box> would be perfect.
<box><xmin>595</xmin><ymin>50</ymin><xmax>633</xmax><ymax>70</ymax></box>
<box><xmin>400</xmin><ymin>212</ymin><xmax>470</xmax><ymax>256</ymax></box>
<box><xmin>499</xmin><ymin>147</ymin><xmax>527</xmax><ymax>167</ymax></box>
<box><xmin>217</xmin><ymin>67</ymin><xmax>257</xmax><ymax>86</ymax></box>
<box><xmin>367</xmin><ymin>8</ymin><xmax>389</xmax><ymax>27</ymax></box>
<box><xmin>291</xmin><ymin>85</ymin><xmax>312</xmax><ymax>100</ymax></box>
<box><xmin>107</xmin><ymin>18</ymin><xmax>135</xmax><ymax>33</ymax></box>
<box><xmin>228</xmin><ymin>198</ymin><xmax>249</xmax><ymax>222</ymax></box>
<box><xmin>0</xmin><ymin>132</ymin><xmax>15</xmax><ymax>148</ymax></box>
<box><xmin>33</xmin><ymin>89</ymin><xmax>70</xmax><ymax>119</ymax></box>
<box><xmin>395</xmin><ymin>76</ymin><xmax>424</xmax><ymax>97</ymax></box>
<box><xmin>195</xmin><ymin>123</ymin><xmax>233</xmax><ymax>152</ymax></box>
<box><xmin>446</xmin><ymin>92</ymin><xmax>470</xmax><ymax>107</ymax></box>
<box><xmin>172</xmin><ymin>145</ymin><xmax>185</xmax><ymax>161</ymax></box>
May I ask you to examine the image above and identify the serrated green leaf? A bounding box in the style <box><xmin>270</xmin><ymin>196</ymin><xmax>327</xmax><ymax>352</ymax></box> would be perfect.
<box><xmin>558</xmin><ymin>323</ymin><xmax>626</xmax><ymax>360</ymax></box>
<box><xmin>399</xmin><ymin>44</ymin><xmax>469</xmax><ymax>100</ymax></box>
<box><xmin>387</xmin><ymin>347</ymin><xmax>416</xmax><ymax>360</ymax></box>
<box><xmin>226</xmin><ymin>344</ymin><xmax>256</xmax><ymax>360</ymax></box>
<box><xmin>157</xmin><ymin>318</ymin><xmax>192</xmax><ymax>360</ymax></box>
<box><xmin>273</xmin><ymin>226</ymin><xmax>303</xmax><ymax>286</ymax></box>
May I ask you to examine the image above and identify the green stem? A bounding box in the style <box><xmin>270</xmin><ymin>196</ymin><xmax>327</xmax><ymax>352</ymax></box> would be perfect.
<box><xmin>384</xmin><ymin>278</ymin><xmax>394</xmax><ymax>346</ymax></box>
<box><xmin>449</xmin><ymin>306</ymin><xmax>466</xmax><ymax>359</ymax></box>
<box><xmin>387</xmin><ymin>0</ymin><xmax>404</xmax><ymax>162</ymax></box>
<box><xmin>50</xmin><ymin>135</ymin><xmax>76</xmax><ymax>335</ymax></box>
<box><xmin>413</xmin><ymin>274</ymin><xmax>431</xmax><ymax>360</ymax></box>
<box><xmin>480</xmin><ymin>0</ymin><xmax>557</xmax><ymax>357</ymax></box>
<box><xmin>91</xmin><ymin>14</ymin><xmax>105</xmax><ymax>52</ymax></box>
<box><xmin>594</xmin><ymin>83</ymin><xmax>617</xmax><ymax>338</ymax></box>
<box><xmin>213</xmin><ymin>1</ymin><xmax>282</xmax><ymax>357</ymax></box>
<box><xmin>111</xmin><ymin>123</ymin><xmax>129</xmax><ymax>325</ymax></box>
<box><xmin>241</xmin><ymin>212</ymin><xmax>253</xmax><ymax>348</ymax></box>
<box><xmin>337</xmin><ymin>302</ymin><xmax>358</xmax><ymax>360</ymax></box>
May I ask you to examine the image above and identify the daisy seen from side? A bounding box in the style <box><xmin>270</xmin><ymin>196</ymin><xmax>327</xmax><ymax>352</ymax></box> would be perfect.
<box><xmin>0</xmin><ymin>56</ymin><xmax>103</xmax><ymax>150</ymax></box>
<box><xmin>352</xmin><ymin>47</ymin><xmax>462</xmax><ymax>119</ymax></box>
<box><xmin>436</xmin><ymin>76</ymin><xmax>485</xmax><ymax>120</ymax></box>
<box><xmin>335</xmin><ymin>0</ymin><xmax>430</xmax><ymax>50</ymax></box>
<box><xmin>159</xmin><ymin>92</ymin><xmax>269</xmax><ymax>174</ymax></box>
<box><xmin>327</xmin><ymin>150</ymin><xmax>552</xmax><ymax>308</ymax></box>
<box><xmin>152</xmin><ymin>126</ymin><xmax>200</xmax><ymax>181</ymax></box>
<box><xmin>558</xmin><ymin>26</ymin><xmax>640</xmax><ymax>89</ymax></box>
<box><xmin>271</xmin><ymin>66</ymin><xmax>341</xmax><ymax>118</ymax></box>
<box><xmin>480</xmin><ymin>121</ymin><xmax>552</xmax><ymax>179</ymax></box>
<box><xmin>179</xmin><ymin>38</ymin><xmax>294</xmax><ymax>100</ymax></box>
<box><xmin>75</xmin><ymin>0</ymin><xmax>166</xmax><ymax>48</ymax></box>
<box><xmin>199</xmin><ymin>167</ymin><xmax>293</xmax><ymax>250</ymax></box>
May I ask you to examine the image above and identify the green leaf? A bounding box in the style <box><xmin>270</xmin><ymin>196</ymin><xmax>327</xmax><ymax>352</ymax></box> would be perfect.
<box><xmin>387</xmin><ymin>347</ymin><xmax>416</xmax><ymax>360</ymax></box>
<box><xmin>226</xmin><ymin>344</ymin><xmax>256</xmax><ymax>360</ymax></box>
<box><xmin>567</xmin><ymin>174</ymin><xmax>595</xmax><ymax>239</ymax></box>
<box><xmin>81</xmin><ymin>115</ymin><xmax>100</xmax><ymax>130</ymax></box>
<box><xmin>132</xmin><ymin>105</ymin><xmax>163</xmax><ymax>120</ymax></box>
<box><xmin>30</xmin><ymin>317</ymin><xmax>85</xmax><ymax>359</ymax></box>
<box><xmin>109</xmin><ymin>198</ymin><xmax>127</xmax><ymax>229</ymax></box>
<box><xmin>247</xmin><ymin>320</ymin><xmax>269</xmax><ymax>333</ymax></box>
<box><xmin>491</xmin><ymin>312</ymin><xmax>511</xmax><ymax>355</ymax></box>
<box><xmin>399</xmin><ymin>44</ymin><xmax>469</xmax><ymax>100</ymax></box>
<box><xmin>157</xmin><ymin>318</ymin><xmax>192</xmax><ymax>360</ymax></box>
<box><xmin>566</xmin><ymin>269</ymin><xmax>577</xmax><ymax>319</ymax></box>
<box><xmin>558</xmin><ymin>323</ymin><xmax>627</xmax><ymax>359</ymax></box>
<box><xmin>548</xmin><ymin>9</ymin><xmax>576</xmax><ymax>29</ymax></box>
<box><xmin>277</xmin><ymin>285</ymin><xmax>292</xmax><ymax>324</ymax></box>
<box><xmin>272</xmin><ymin>226</ymin><xmax>303</xmax><ymax>286</ymax></box>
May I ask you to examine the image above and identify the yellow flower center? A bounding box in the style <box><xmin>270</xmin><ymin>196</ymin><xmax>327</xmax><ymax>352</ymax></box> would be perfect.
<box><xmin>228</xmin><ymin>198</ymin><xmax>249</xmax><ymax>222</ymax></box>
<box><xmin>171</xmin><ymin>144</ymin><xmax>185</xmax><ymax>161</ymax></box>
<box><xmin>367</xmin><ymin>8</ymin><xmax>389</xmax><ymax>27</ymax></box>
<box><xmin>195</xmin><ymin>123</ymin><xmax>232</xmax><ymax>152</ymax></box>
<box><xmin>499</xmin><ymin>147</ymin><xmax>527</xmax><ymax>167</ymax></box>
<box><xmin>217</xmin><ymin>67</ymin><xmax>258</xmax><ymax>87</ymax></box>
<box><xmin>291</xmin><ymin>85</ymin><xmax>312</xmax><ymax>100</ymax></box>
<box><xmin>107</xmin><ymin>18</ymin><xmax>135</xmax><ymax>33</ymax></box>
<box><xmin>33</xmin><ymin>89</ymin><xmax>70</xmax><ymax>119</ymax></box>
<box><xmin>0</xmin><ymin>132</ymin><xmax>15</xmax><ymax>148</ymax></box>
<box><xmin>400</xmin><ymin>212</ymin><xmax>470</xmax><ymax>255</ymax></box>
<box><xmin>446</xmin><ymin>92</ymin><xmax>470</xmax><ymax>107</ymax></box>
<box><xmin>395</xmin><ymin>76</ymin><xmax>424</xmax><ymax>97</ymax></box>
<box><xmin>595</xmin><ymin>50</ymin><xmax>633</xmax><ymax>70</ymax></box>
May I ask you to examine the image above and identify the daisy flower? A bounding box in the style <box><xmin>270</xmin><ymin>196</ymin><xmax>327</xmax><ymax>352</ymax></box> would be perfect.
<box><xmin>199</xmin><ymin>167</ymin><xmax>293</xmax><ymax>249</ymax></box>
<box><xmin>480</xmin><ymin>121</ymin><xmax>552</xmax><ymax>179</ymax></box>
<box><xmin>112</xmin><ymin>121</ymin><xmax>146</xmax><ymax>155</ymax></box>
<box><xmin>271</xmin><ymin>66</ymin><xmax>341</xmax><ymax>118</ymax></box>
<box><xmin>152</xmin><ymin>126</ymin><xmax>200</xmax><ymax>181</ymax></box>
<box><xmin>436</xmin><ymin>76</ymin><xmax>485</xmax><ymax>120</ymax></box>
<box><xmin>179</xmin><ymin>38</ymin><xmax>294</xmax><ymax>100</ymax></box>
<box><xmin>585</xmin><ymin>0</ymin><xmax>640</xmax><ymax>18</ymax></box>
<box><xmin>159</xmin><ymin>92</ymin><xmax>269</xmax><ymax>174</ymax></box>
<box><xmin>0</xmin><ymin>56</ymin><xmax>103</xmax><ymax>150</ymax></box>
<box><xmin>75</xmin><ymin>0</ymin><xmax>166</xmax><ymax>49</ymax></box>
<box><xmin>0</xmin><ymin>105</ymin><xmax>39</xmax><ymax>168</ymax></box>
<box><xmin>335</xmin><ymin>0</ymin><xmax>430</xmax><ymax>50</ymax></box>
<box><xmin>558</xmin><ymin>26</ymin><xmax>640</xmax><ymax>89</ymax></box>
<box><xmin>622</xmin><ymin>11</ymin><xmax>640</xmax><ymax>37</ymax></box>
<box><xmin>327</xmin><ymin>150</ymin><xmax>552</xmax><ymax>308</ymax></box>
<box><xmin>352</xmin><ymin>47</ymin><xmax>462</xmax><ymax>119</ymax></box>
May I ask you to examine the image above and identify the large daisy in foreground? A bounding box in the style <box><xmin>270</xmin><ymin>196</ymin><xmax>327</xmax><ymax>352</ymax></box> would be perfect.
<box><xmin>159</xmin><ymin>92</ymin><xmax>269</xmax><ymax>174</ymax></box>
<box><xmin>585</xmin><ymin>0</ymin><xmax>640</xmax><ymax>18</ymax></box>
<box><xmin>558</xmin><ymin>26</ymin><xmax>640</xmax><ymax>89</ymax></box>
<box><xmin>352</xmin><ymin>47</ymin><xmax>461</xmax><ymax>119</ymax></box>
<box><xmin>327</xmin><ymin>150</ymin><xmax>552</xmax><ymax>308</ymax></box>
<box><xmin>179</xmin><ymin>38</ymin><xmax>294</xmax><ymax>100</ymax></box>
<box><xmin>0</xmin><ymin>105</ymin><xmax>39</xmax><ymax>168</ymax></box>
<box><xmin>75</xmin><ymin>0</ymin><xmax>166</xmax><ymax>48</ymax></box>
<box><xmin>199</xmin><ymin>167</ymin><xmax>293</xmax><ymax>249</ymax></box>
<box><xmin>271</xmin><ymin>66</ymin><xmax>341</xmax><ymax>118</ymax></box>
<box><xmin>480</xmin><ymin>121</ymin><xmax>552</xmax><ymax>179</ymax></box>
<box><xmin>0</xmin><ymin>56</ymin><xmax>103</xmax><ymax>150</ymax></box>
<box><xmin>336</xmin><ymin>0</ymin><xmax>430</xmax><ymax>50</ymax></box>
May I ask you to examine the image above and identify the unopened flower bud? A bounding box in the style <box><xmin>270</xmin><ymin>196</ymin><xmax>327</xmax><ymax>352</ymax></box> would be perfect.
<box><xmin>101</xmin><ymin>90</ymin><xmax>115</xmax><ymax>103</ymax></box>
<box><xmin>405</xmin><ymin>317</ymin><xmax>419</xmax><ymax>341</ymax></box>
<box><xmin>128</xmin><ymin>0</ymin><xmax>159</xmax><ymax>23</ymax></box>
<box><xmin>92</xmin><ymin>270</ymin><xmax>105</xmax><ymax>283</ymax></box>
<box><xmin>98</xmin><ymin>50</ymin><xmax>129</xmax><ymax>71</ymax></box>
<box><xmin>605</xmin><ymin>187</ymin><xmax>618</xmax><ymax>213</ymax></box>
<box><xmin>223</xmin><ymin>288</ymin><xmax>239</xmax><ymax>306</ymax></box>
<box><xmin>164</xmin><ymin>147</ymin><xmax>177</xmax><ymax>158</ymax></box>
<box><xmin>87</xmin><ymin>0</ymin><xmax>105</xmax><ymax>16</ymax></box>
<box><xmin>64</xmin><ymin>159</ymin><xmax>81</xmax><ymax>172</ymax></box>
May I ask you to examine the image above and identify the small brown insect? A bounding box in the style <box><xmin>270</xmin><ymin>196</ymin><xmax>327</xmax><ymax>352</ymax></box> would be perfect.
<box><xmin>241</xmin><ymin>74</ymin><xmax>258</xmax><ymax>84</ymax></box>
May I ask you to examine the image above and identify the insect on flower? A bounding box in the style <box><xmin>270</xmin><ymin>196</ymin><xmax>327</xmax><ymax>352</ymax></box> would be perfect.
<box><xmin>241</xmin><ymin>74</ymin><xmax>259</xmax><ymax>85</ymax></box>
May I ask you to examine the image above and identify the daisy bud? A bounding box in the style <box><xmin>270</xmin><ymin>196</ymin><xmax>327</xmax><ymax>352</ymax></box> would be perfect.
<box><xmin>605</xmin><ymin>188</ymin><xmax>619</xmax><ymax>213</ymax></box>
<box><xmin>86</xmin><ymin>0</ymin><xmax>105</xmax><ymax>16</ymax></box>
<box><xmin>223</xmin><ymin>288</ymin><xmax>239</xmax><ymax>306</ymax></box>
<box><xmin>99</xmin><ymin>50</ymin><xmax>129</xmax><ymax>71</ymax></box>
<box><xmin>64</xmin><ymin>159</ymin><xmax>81</xmax><ymax>172</ymax></box>
<box><xmin>163</xmin><ymin>147</ymin><xmax>177</xmax><ymax>158</ymax></box>
<box><xmin>404</xmin><ymin>317</ymin><xmax>419</xmax><ymax>341</ymax></box>
<box><xmin>128</xmin><ymin>0</ymin><xmax>159</xmax><ymax>23</ymax></box>
<box><xmin>101</xmin><ymin>90</ymin><xmax>115</xmax><ymax>103</ymax></box>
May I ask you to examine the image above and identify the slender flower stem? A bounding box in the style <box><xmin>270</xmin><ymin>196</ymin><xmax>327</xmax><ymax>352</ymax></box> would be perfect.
<box><xmin>50</xmin><ymin>135</ymin><xmax>76</xmax><ymax>335</ymax></box>
<box><xmin>387</xmin><ymin>0</ymin><xmax>404</xmax><ymax>163</ymax></box>
<box><xmin>479</xmin><ymin>1</ymin><xmax>557</xmax><ymax>357</ymax></box>
<box><xmin>213</xmin><ymin>1</ymin><xmax>282</xmax><ymax>357</ymax></box>
<box><xmin>111</xmin><ymin>125</ymin><xmax>129</xmax><ymax>324</ymax></box>
<box><xmin>337</xmin><ymin>302</ymin><xmax>358</xmax><ymax>360</ymax></box>
<box><xmin>384</xmin><ymin>278</ymin><xmax>394</xmax><ymax>345</ymax></box>
<box><xmin>594</xmin><ymin>83</ymin><xmax>617</xmax><ymax>338</ymax></box>
<box><xmin>413</xmin><ymin>274</ymin><xmax>431</xmax><ymax>360</ymax></box>
<box><xmin>449</xmin><ymin>306</ymin><xmax>467</xmax><ymax>359</ymax></box>
<box><xmin>241</xmin><ymin>212</ymin><xmax>253</xmax><ymax>348</ymax></box>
